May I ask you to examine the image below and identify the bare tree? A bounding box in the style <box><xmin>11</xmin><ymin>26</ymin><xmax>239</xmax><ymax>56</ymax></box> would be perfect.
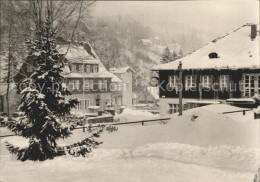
<box><xmin>0</xmin><ymin>0</ymin><xmax>95</xmax><ymax>115</ymax></box>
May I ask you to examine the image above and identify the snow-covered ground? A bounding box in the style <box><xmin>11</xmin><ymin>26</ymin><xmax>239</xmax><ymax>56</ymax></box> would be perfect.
<box><xmin>0</xmin><ymin>104</ymin><xmax>259</xmax><ymax>182</ymax></box>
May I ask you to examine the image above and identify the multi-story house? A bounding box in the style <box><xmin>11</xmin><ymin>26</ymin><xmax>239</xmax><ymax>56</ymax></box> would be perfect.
<box><xmin>11</xmin><ymin>42</ymin><xmax>115</xmax><ymax>114</ymax></box>
<box><xmin>110</xmin><ymin>66</ymin><xmax>135</xmax><ymax>108</ymax></box>
<box><xmin>152</xmin><ymin>24</ymin><xmax>259</xmax><ymax>116</ymax></box>
<box><xmin>59</xmin><ymin>43</ymin><xmax>115</xmax><ymax>113</ymax></box>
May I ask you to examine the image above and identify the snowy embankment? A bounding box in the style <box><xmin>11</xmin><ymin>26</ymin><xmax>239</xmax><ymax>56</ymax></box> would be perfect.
<box><xmin>0</xmin><ymin>104</ymin><xmax>259</xmax><ymax>182</ymax></box>
<box><xmin>114</xmin><ymin>108</ymin><xmax>160</xmax><ymax>122</ymax></box>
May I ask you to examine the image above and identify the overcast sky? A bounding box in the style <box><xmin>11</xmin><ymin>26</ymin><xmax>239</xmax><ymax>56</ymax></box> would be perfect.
<box><xmin>92</xmin><ymin>0</ymin><xmax>259</xmax><ymax>36</ymax></box>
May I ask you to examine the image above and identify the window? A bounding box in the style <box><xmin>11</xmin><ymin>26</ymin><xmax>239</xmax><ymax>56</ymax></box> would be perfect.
<box><xmin>71</xmin><ymin>64</ymin><xmax>76</xmax><ymax>72</ymax></box>
<box><xmin>103</xmin><ymin>80</ymin><xmax>108</xmax><ymax>90</ymax></box>
<box><xmin>76</xmin><ymin>64</ymin><xmax>79</xmax><ymax>72</ymax></box>
<box><xmin>96</xmin><ymin>80</ymin><xmax>108</xmax><ymax>90</ymax></box>
<box><xmin>243</xmin><ymin>75</ymin><xmax>255</xmax><ymax>97</ymax></box>
<box><xmin>117</xmin><ymin>83</ymin><xmax>122</xmax><ymax>91</ymax></box>
<box><xmin>85</xmin><ymin>65</ymin><xmax>91</xmax><ymax>73</ymax></box>
<box><xmin>76</xmin><ymin>100</ymin><xmax>90</xmax><ymax>109</ymax></box>
<box><xmin>75</xmin><ymin>80</ymin><xmax>80</xmax><ymax>90</ymax></box>
<box><xmin>68</xmin><ymin>79</ymin><xmax>80</xmax><ymax>90</ymax></box>
<box><xmin>84</xmin><ymin>100</ymin><xmax>90</xmax><ymax>109</ymax></box>
<box><xmin>219</xmin><ymin>75</ymin><xmax>229</xmax><ymax>90</ymax></box>
<box><xmin>98</xmin><ymin>80</ymin><xmax>103</xmax><ymax>90</ymax></box>
<box><xmin>202</xmin><ymin>75</ymin><xmax>213</xmax><ymax>88</ymax></box>
<box><xmin>93</xmin><ymin>65</ymin><xmax>98</xmax><ymax>73</ymax></box>
<box><xmin>168</xmin><ymin>75</ymin><xmax>178</xmax><ymax>88</ymax></box>
<box><xmin>168</xmin><ymin>104</ymin><xmax>179</xmax><ymax>114</ymax></box>
<box><xmin>96</xmin><ymin>99</ymin><xmax>100</xmax><ymax>106</ymax></box>
<box><xmin>185</xmin><ymin>75</ymin><xmax>196</xmax><ymax>89</ymax></box>
<box><xmin>208</xmin><ymin>52</ymin><xmax>219</xmax><ymax>59</ymax></box>
<box><xmin>78</xmin><ymin>64</ymin><xmax>83</xmax><ymax>72</ymax></box>
<box><xmin>83</xmin><ymin>79</ymin><xmax>93</xmax><ymax>90</ymax></box>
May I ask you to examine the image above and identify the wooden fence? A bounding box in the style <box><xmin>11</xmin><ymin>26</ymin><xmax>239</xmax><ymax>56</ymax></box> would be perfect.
<box><xmin>75</xmin><ymin>117</ymin><xmax>171</xmax><ymax>132</ymax></box>
<box><xmin>221</xmin><ymin>109</ymin><xmax>252</xmax><ymax>115</ymax></box>
<box><xmin>0</xmin><ymin>117</ymin><xmax>171</xmax><ymax>137</ymax></box>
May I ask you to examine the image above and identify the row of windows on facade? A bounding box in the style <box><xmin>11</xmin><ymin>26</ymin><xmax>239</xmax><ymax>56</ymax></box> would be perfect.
<box><xmin>168</xmin><ymin>74</ymin><xmax>260</xmax><ymax>91</ymax></box>
<box><xmin>27</xmin><ymin>64</ymin><xmax>99</xmax><ymax>73</ymax></box>
<box><xmin>67</xmin><ymin>79</ymin><xmax>129</xmax><ymax>91</ymax></box>
<box><xmin>169</xmin><ymin>75</ymin><xmax>230</xmax><ymax>89</ymax></box>
<box><xmin>68</xmin><ymin>79</ymin><xmax>108</xmax><ymax>90</ymax></box>
<box><xmin>243</xmin><ymin>75</ymin><xmax>260</xmax><ymax>97</ymax></box>
<box><xmin>168</xmin><ymin>74</ymin><xmax>260</xmax><ymax>98</ymax></box>
<box><xmin>75</xmin><ymin>99</ymin><xmax>115</xmax><ymax>110</ymax></box>
<box><xmin>70</xmin><ymin>64</ymin><xmax>99</xmax><ymax>73</ymax></box>
<box><xmin>168</xmin><ymin>103</ymin><xmax>200</xmax><ymax>114</ymax></box>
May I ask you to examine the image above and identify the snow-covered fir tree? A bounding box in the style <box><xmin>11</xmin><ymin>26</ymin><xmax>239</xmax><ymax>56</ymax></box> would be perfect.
<box><xmin>172</xmin><ymin>52</ymin><xmax>178</xmax><ymax>61</ymax></box>
<box><xmin>6</xmin><ymin>19</ymin><xmax>103</xmax><ymax>161</ymax></box>
<box><xmin>160</xmin><ymin>47</ymin><xmax>173</xmax><ymax>64</ymax></box>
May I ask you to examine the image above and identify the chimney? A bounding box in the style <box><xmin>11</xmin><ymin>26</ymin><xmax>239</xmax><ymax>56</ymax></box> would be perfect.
<box><xmin>251</xmin><ymin>24</ymin><xmax>257</xmax><ymax>39</ymax></box>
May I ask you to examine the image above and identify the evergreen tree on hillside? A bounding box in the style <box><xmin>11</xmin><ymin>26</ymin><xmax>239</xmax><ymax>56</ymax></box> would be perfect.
<box><xmin>160</xmin><ymin>47</ymin><xmax>172</xmax><ymax>64</ymax></box>
<box><xmin>6</xmin><ymin>20</ymin><xmax>102</xmax><ymax>161</ymax></box>
<box><xmin>172</xmin><ymin>52</ymin><xmax>178</xmax><ymax>61</ymax></box>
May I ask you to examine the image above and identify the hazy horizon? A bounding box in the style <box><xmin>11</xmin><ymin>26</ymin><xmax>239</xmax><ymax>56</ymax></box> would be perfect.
<box><xmin>92</xmin><ymin>0</ymin><xmax>259</xmax><ymax>38</ymax></box>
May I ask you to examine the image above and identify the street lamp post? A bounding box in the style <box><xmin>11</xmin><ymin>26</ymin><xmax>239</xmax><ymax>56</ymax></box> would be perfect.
<box><xmin>178</xmin><ymin>61</ymin><xmax>183</xmax><ymax>116</ymax></box>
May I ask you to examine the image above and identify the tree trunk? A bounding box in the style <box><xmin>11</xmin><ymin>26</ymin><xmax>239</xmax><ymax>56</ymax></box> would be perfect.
<box><xmin>6</xmin><ymin>17</ymin><xmax>14</xmax><ymax>117</ymax></box>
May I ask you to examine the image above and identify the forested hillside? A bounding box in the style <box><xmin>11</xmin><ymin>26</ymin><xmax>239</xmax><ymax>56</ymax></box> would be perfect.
<box><xmin>1</xmin><ymin>2</ymin><xmax>210</xmax><ymax>92</ymax></box>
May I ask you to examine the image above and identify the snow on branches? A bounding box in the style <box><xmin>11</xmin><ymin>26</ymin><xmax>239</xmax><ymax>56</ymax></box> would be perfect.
<box><xmin>6</xmin><ymin>19</ymin><xmax>81</xmax><ymax>161</ymax></box>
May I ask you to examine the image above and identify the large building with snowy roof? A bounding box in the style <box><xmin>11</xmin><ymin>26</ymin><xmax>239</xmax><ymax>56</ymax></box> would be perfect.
<box><xmin>59</xmin><ymin>43</ymin><xmax>120</xmax><ymax>112</ymax></box>
<box><xmin>10</xmin><ymin>42</ymin><xmax>121</xmax><ymax>114</ymax></box>
<box><xmin>152</xmin><ymin>24</ymin><xmax>260</xmax><ymax>116</ymax></box>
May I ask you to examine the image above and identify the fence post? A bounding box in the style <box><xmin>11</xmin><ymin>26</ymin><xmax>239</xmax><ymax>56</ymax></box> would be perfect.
<box><xmin>142</xmin><ymin>121</ymin><xmax>144</xmax><ymax>126</ymax></box>
<box><xmin>83</xmin><ymin>127</ymin><xmax>85</xmax><ymax>132</ymax></box>
<box><xmin>243</xmin><ymin>110</ymin><xmax>245</xmax><ymax>115</ymax></box>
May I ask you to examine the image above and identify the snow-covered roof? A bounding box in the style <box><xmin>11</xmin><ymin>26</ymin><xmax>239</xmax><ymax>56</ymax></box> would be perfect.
<box><xmin>110</xmin><ymin>66</ymin><xmax>135</xmax><ymax>74</ymax></box>
<box><xmin>110</xmin><ymin>73</ymin><xmax>122</xmax><ymax>83</ymax></box>
<box><xmin>152</xmin><ymin>24</ymin><xmax>260</xmax><ymax>71</ymax></box>
<box><xmin>58</xmin><ymin>44</ymin><xmax>97</xmax><ymax>62</ymax></box>
<box><xmin>147</xmin><ymin>86</ymin><xmax>159</xmax><ymax>100</ymax></box>
<box><xmin>59</xmin><ymin>44</ymin><xmax>117</xmax><ymax>79</ymax></box>
<box><xmin>186</xmin><ymin>100</ymin><xmax>220</xmax><ymax>104</ymax></box>
<box><xmin>226</xmin><ymin>98</ymin><xmax>254</xmax><ymax>103</ymax></box>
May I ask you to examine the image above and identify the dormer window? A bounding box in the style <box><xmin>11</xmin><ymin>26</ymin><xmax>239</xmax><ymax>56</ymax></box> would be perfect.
<box><xmin>84</xmin><ymin>65</ymin><xmax>91</xmax><ymax>73</ymax></box>
<box><xmin>93</xmin><ymin>65</ymin><xmax>98</xmax><ymax>73</ymax></box>
<box><xmin>78</xmin><ymin>64</ymin><xmax>83</xmax><ymax>72</ymax></box>
<box><xmin>70</xmin><ymin>63</ymin><xmax>99</xmax><ymax>73</ymax></box>
<box><xmin>208</xmin><ymin>52</ymin><xmax>219</xmax><ymax>59</ymax></box>
<box><xmin>71</xmin><ymin>64</ymin><xmax>76</xmax><ymax>72</ymax></box>
<box><xmin>75</xmin><ymin>64</ymin><xmax>83</xmax><ymax>72</ymax></box>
